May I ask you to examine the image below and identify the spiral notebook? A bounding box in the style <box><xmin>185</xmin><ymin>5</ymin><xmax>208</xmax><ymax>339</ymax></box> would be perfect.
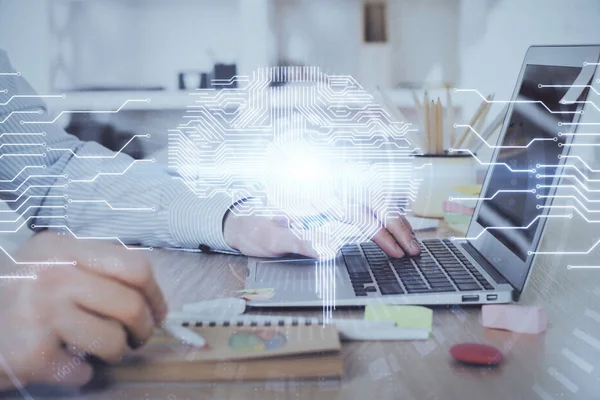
<box><xmin>101</xmin><ymin>324</ymin><xmax>343</xmax><ymax>382</ymax></box>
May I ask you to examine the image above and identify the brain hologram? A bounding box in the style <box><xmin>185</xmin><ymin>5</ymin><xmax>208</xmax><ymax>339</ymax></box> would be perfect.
<box><xmin>169</xmin><ymin>67</ymin><xmax>420</xmax><ymax>256</ymax></box>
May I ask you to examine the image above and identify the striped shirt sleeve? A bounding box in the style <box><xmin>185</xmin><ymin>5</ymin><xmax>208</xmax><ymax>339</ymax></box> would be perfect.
<box><xmin>0</xmin><ymin>49</ymin><xmax>239</xmax><ymax>253</ymax></box>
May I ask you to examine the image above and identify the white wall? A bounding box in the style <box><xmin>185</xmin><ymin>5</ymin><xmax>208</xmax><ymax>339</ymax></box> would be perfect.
<box><xmin>0</xmin><ymin>0</ymin><xmax>50</xmax><ymax>93</ymax></box>
<box><xmin>459</xmin><ymin>0</ymin><xmax>600</xmax><ymax>116</ymax></box>
<box><xmin>275</xmin><ymin>0</ymin><xmax>460</xmax><ymax>86</ymax></box>
<box><xmin>136</xmin><ymin>0</ymin><xmax>241</xmax><ymax>90</ymax></box>
<box><xmin>65</xmin><ymin>0</ymin><xmax>241</xmax><ymax>91</ymax></box>
<box><xmin>389</xmin><ymin>0</ymin><xmax>460</xmax><ymax>86</ymax></box>
<box><xmin>275</xmin><ymin>0</ymin><xmax>362</xmax><ymax>76</ymax></box>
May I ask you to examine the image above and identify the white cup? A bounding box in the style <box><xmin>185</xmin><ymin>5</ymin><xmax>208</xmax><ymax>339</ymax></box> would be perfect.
<box><xmin>411</xmin><ymin>154</ymin><xmax>477</xmax><ymax>218</ymax></box>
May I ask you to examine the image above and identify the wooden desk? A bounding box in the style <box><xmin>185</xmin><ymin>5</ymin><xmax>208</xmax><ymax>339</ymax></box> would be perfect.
<box><xmin>41</xmin><ymin>219</ymin><xmax>600</xmax><ymax>399</ymax></box>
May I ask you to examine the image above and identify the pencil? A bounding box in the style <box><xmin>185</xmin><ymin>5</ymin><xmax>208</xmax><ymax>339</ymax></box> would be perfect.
<box><xmin>446</xmin><ymin>87</ymin><xmax>455</xmax><ymax>147</ymax></box>
<box><xmin>423</xmin><ymin>91</ymin><xmax>430</xmax><ymax>153</ymax></box>
<box><xmin>429</xmin><ymin>100</ymin><xmax>436</xmax><ymax>154</ymax></box>
<box><xmin>436</xmin><ymin>97</ymin><xmax>443</xmax><ymax>153</ymax></box>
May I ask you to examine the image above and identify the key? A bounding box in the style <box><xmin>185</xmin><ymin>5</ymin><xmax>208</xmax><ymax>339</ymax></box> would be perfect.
<box><xmin>344</xmin><ymin>255</ymin><xmax>369</xmax><ymax>275</ymax></box>
<box><xmin>378</xmin><ymin>283</ymin><xmax>404</xmax><ymax>295</ymax></box>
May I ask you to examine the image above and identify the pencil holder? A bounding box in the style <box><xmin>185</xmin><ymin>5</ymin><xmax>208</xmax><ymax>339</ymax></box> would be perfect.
<box><xmin>411</xmin><ymin>153</ymin><xmax>477</xmax><ymax>219</ymax></box>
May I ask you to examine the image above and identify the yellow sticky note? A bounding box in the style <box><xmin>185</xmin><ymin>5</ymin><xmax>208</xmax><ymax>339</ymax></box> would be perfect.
<box><xmin>364</xmin><ymin>305</ymin><xmax>433</xmax><ymax>330</ymax></box>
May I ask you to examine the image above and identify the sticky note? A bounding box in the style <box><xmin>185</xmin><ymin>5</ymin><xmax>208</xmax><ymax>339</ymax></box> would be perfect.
<box><xmin>364</xmin><ymin>305</ymin><xmax>433</xmax><ymax>330</ymax></box>
<box><xmin>482</xmin><ymin>305</ymin><xmax>547</xmax><ymax>334</ymax></box>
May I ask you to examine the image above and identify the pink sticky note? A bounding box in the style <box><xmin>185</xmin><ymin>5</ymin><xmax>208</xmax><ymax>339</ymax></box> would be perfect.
<box><xmin>481</xmin><ymin>305</ymin><xmax>547</xmax><ymax>334</ymax></box>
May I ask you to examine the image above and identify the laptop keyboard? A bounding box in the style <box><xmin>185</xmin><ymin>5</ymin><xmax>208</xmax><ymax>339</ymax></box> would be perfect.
<box><xmin>341</xmin><ymin>239</ymin><xmax>494</xmax><ymax>297</ymax></box>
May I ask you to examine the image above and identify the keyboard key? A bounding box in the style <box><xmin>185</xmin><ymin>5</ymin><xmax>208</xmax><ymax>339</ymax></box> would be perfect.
<box><xmin>453</xmin><ymin>279</ymin><xmax>477</xmax><ymax>286</ymax></box>
<box><xmin>373</xmin><ymin>272</ymin><xmax>396</xmax><ymax>277</ymax></box>
<box><xmin>444</xmin><ymin>267</ymin><xmax>466</xmax><ymax>272</ymax></box>
<box><xmin>345</xmin><ymin>255</ymin><xmax>369</xmax><ymax>275</ymax></box>
<box><xmin>421</xmin><ymin>267</ymin><xmax>442</xmax><ymax>273</ymax></box>
<box><xmin>430</xmin><ymin>282</ymin><xmax>453</xmax><ymax>289</ymax></box>
<box><xmin>405</xmin><ymin>285</ymin><xmax>429</xmax><ymax>292</ymax></box>
<box><xmin>373</xmin><ymin>274</ymin><xmax>395</xmax><ymax>280</ymax></box>
<box><xmin>341</xmin><ymin>245</ymin><xmax>359</xmax><ymax>253</ymax></box>
<box><xmin>349</xmin><ymin>270</ymin><xmax>370</xmax><ymax>276</ymax></box>
<box><xmin>374</xmin><ymin>276</ymin><xmax>398</xmax><ymax>282</ymax></box>
<box><xmin>427</xmin><ymin>278</ymin><xmax>451</xmax><ymax>285</ymax></box>
<box><xmin>403</xmin><ymin>280</ymin><xmax>427</xmax><ymax>288</ymax></box>
<box><xmin>424</xmin><ymin>272</ymin><xmax>448</xmax><ymax>278</ymax></box>
<box><xmin>396</xmin><ymin>267</ymin><xmax>419</xmax><ymax>273</ymax></box>
<box><xmin>457</xmin><ymin>283</ymin><xmax>481</xmax><ymax>291</ymax></box>
<box><xmin>400</xmin><ymin>273</ymin><xmax>423</xmax><ymax>279</ymax></box>
<box><xmin>379</xmin><ymin>283</ymin><xmax>404</xmax><ymax>295</ymax></box>
<box><xmin>448</xmin><ymin>271</ymin><xmax>472</xmax><ymax>277</ymax></box>
<box><xmin>398</xmin><ymin>273</ymin><xmax>422</xmax><ymax>279</ymax></box>
<box><xmin>366</xmin><ymin>256</ymin><xmax>387</xmax><ymax>261</ymax></box>
<box><xmin>429</xmin><ymin>287</ymin><xmax>455</xmax><ymax>292</ymax></box>
<box><xmin>349</xmin><ymin>278</ymin><xmax>373</xmax><ymax>285</ymax></box>
<box><xmin>365</xmin><ymin>286</ymin><xmax>377</xmax><ymax>292</ymax></box>
<box><xmin>406</xmin><ymin>287</ymin><xmax>432</xmax><ymax>294</ymax></box>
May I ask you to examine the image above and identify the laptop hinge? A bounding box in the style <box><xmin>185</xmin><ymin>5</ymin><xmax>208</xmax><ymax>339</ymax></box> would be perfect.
<box><xmin>460</xmin><ymin>242</ymin><xmax>508</xmax><ymax>285</ymax></box>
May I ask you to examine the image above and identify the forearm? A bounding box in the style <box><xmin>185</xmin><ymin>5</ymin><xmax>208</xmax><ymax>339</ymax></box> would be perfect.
<box><xmin>0</xmin><ymin>118</ymin><xmax>238</xmax><ymax>250</ymax></box>
<box><xmin>0</xmin><ymin>50</ymin><xmax>237</xmax><ymax>251</ymax></box>
<box><xmin>53</xmin><ymin>139</ymin><xmax>237</xmax><ymax>250</ymax></box>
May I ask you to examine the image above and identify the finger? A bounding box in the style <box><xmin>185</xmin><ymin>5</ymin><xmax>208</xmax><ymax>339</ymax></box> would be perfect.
<box><xmin>53</xmin><ymin>304</ymin><xmax>128</xmax><ymax>363</ymax></box>
<box><xmin>34</xmin><ymin>348</ymin><xmax>93</xmax><ymax>387</ymax></box>
<box><xmin>73</xmin><ymin>241</ymin><xmax>167</xmax><ymax>324</ymax></box>
<box><xmin>67</xmin><ymin>269</ymin><xmax>155</xmax><ymax>348</ymax></box>
<box><xmin>385</xmin><ymin>215</ymin><xmax>421</xmax><ymax>256</ymax></box>
<box><xmin>352</xmin><ymin>207</ymin><xmax>403</xmax><ymax>258</ymax></box>
<box><xmin>371</xmin><ymin>225</ymin><xmax>406</xmax><ymax>258</ymax></box>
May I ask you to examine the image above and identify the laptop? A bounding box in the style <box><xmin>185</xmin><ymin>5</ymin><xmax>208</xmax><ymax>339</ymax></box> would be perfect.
<box><xmin>244</xmin><ymin>45</ymin><xmax>600</xmax><ymax>307</ymax></box>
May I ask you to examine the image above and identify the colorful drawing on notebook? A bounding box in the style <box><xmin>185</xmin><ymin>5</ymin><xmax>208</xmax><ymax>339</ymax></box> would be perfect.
<box><xmin>235</xmin><ymin>288</ymin><xmax>275</xmax><ymax>301</ymax></box>
<box><xmin>228</xmin><ymin>330</ymin><xmax>287</xmax><ymax>352</ymax></box>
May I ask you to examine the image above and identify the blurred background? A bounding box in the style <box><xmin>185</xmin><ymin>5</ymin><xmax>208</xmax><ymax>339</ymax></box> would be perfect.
<box><xmin>1</xmin><ymin>0</ymin><xmax>599</xmax><ymax>247</ymax></box>
<box><xmin>1</xmin><ymin>0</ymin><xmax>599</xmax><ymax>156</ymax></box>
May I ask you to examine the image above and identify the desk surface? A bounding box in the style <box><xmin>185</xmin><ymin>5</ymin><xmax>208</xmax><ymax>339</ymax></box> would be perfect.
<box><xmin>43</xmin><ymin>220</ymin><xmax>600</xmax><ymax>399</ymax></box>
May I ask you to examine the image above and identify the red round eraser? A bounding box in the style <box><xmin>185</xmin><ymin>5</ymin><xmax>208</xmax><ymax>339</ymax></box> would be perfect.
<box><xmin>450</xmin><ymin>343</ymin><xmax>503</xmax><ymax>366</ymax></box>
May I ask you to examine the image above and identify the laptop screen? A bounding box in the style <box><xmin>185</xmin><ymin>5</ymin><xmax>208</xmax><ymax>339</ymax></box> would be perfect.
<box><xmin>475</xmin><ymin>64</ymin><xmax>590</xmax><ymax>283</ymax></box>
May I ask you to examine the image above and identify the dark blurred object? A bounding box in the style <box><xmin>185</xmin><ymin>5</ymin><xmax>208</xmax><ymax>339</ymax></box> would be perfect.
<box><xmin>178</xmin><ymin>71</ymin><xmax>202</xmax><ymax>90</ymax></box>
<box><xmin>65</xmin><ymin>115</ymin><xmax>144</xmax><ymax>159</ymax></box>
<box><xmin>200</xmin><ymin>72</ymin><xmax>210</xmax><ymax>89</ymax></box>
<box><xmin>212</xmin><ymin>63</ymin><xmax>237</xmax><ymax>89</ymax></box>
<box><xmin>364</xmin><ymin>2</ymin><xmax>388</xmax><ymax>43</ymax></box>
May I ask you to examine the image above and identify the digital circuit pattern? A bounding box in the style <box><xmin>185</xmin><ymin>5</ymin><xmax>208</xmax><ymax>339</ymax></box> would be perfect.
<box><xmin>448</xmin><ymin>63</ymin><xmax>600</xmax><ymax>270</ymax></box>
<box><xmin>168</xmin><ymin>67</ymin><xmax>420</xmax><ymax>257</ymax></box>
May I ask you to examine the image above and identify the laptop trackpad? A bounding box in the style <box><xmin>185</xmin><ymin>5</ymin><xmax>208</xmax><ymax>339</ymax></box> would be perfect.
<box><xmin>254</xmin><ymin>258</ymin><xmax>318</xmax><ymax>284</ymax></box>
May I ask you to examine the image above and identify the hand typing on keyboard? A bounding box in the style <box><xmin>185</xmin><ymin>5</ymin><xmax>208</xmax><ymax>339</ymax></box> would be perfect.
<box><xmin>223</xmin><ymin>208</ymin><xmax>421</xmax><ymax>259</ymax></box>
